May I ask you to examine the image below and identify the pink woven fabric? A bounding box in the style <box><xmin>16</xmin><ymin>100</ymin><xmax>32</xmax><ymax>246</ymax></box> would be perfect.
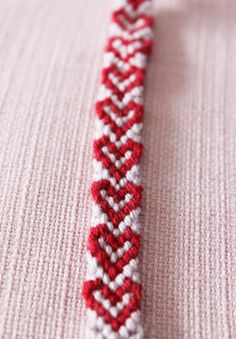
<box><xmin>0</xmin><ymin>0</ymin><xmax>235</xmax><ymax>338</ymax></box>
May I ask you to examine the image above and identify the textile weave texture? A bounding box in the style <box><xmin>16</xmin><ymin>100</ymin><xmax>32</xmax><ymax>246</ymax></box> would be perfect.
<box><xmin>0</xmin><ymin>0</ymin><xmax>235</xmax><ymax>338</ymax></box>
<box><xmin>82</xmin><ymin>1</ymin><xmax>153</xmax><ymax>338</ymax></box>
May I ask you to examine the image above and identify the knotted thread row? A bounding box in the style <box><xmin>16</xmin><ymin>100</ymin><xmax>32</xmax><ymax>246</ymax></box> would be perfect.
<box><xmin>83</xmin><ymin>1</ymin><xmax>153</xmax><ymax>337</ymax></box>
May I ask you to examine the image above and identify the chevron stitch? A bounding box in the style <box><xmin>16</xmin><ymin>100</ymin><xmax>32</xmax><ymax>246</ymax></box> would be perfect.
<box><xmin>83</xmin><ymin>1</ymin><xmax>153</xmax><ymax>338</ymax></box>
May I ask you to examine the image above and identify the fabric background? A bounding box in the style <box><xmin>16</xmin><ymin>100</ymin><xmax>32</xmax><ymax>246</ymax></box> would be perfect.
<box><xmin>0</xmin><ymin>0</ymin><xmax>235</xmax><ymax>338</ymax></box>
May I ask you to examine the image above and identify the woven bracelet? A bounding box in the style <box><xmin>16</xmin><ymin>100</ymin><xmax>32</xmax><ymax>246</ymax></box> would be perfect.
<box><xmin>83</xmin><ymin>1</ymin><xmax>153</xmax><ymax>337</ymax></box>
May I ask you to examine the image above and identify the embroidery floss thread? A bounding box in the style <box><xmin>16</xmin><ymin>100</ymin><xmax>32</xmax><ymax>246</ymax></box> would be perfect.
<box><xmin>83</xmin><ymin>0</ymin><xmax>153</xmax><ymax>337</ymax></box>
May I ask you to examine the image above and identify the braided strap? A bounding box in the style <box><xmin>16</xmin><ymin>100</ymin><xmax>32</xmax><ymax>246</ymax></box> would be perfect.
<box><xmin>83</xmin><ymin>1</ymin><xmax>153</xmax><ymax>338</ymax></box>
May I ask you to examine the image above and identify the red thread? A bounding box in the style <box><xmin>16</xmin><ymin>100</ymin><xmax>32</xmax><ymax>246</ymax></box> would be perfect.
<box><xmin>83</xmin><ymin>1</ymin><xmax>153</xmax><ymax>336</ymax></box>
<box><xmin>83</xmin><ymin>278</ymin><xmax>142</xmax><ymax>331</ymax></box>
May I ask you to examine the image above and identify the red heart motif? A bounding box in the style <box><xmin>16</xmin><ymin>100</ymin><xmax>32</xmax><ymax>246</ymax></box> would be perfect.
<box><xmin>96</xmin><ymin>99</ymin><xmax>143</xmax><ymax>138</ymax></box>
<box><xmin>102</xmin><ymin>65</ymin><xmax>144</xmax><ymax>99</ymax></box>
<box><xmin>88</xmin><ymin>224</ymin><xmax>140</xmax><ymax>279</ymax></box>
<box><xmin>106</xmin><ymin>36</ymin><xmax>152</xmax><ymax>62</ymax></box>
<box><xmin>83</xmin><ymin>278</ymin><xmax>141</xmax><ymax>331</ymax></box>
<box><xmin>91</xmin><ymin>180</ymin><xmax>142</xmax><ymax>227</ymax></box>
<box><xmin>94</xmin><ymin>136</ymin><xmax>142</xmax><ymax>181</ymax></box>
<box><xmin>113</xmin><ymin>8</ymin><xmax>153</xmax><ymax>33</ymax></box>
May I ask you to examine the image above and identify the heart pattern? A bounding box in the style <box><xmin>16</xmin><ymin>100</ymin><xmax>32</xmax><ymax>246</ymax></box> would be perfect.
<box><xmin>94</xmin><ymin>135</ymin><xmax>142</xmax><ymax>180</ymax></box>
<box><xmin>113</xmin><ymin>8</ymin><xmax>153</xmax><ymax>33</ymax></box>
<box><xmin>83</xmin><ymin>0</ymin><xmax>153</xmax><ymax>337</ymax></box>
<box><xmin>102</xmin><ymin>65</ymin><xmax>144</xmax><ymax>99</ymax></box>
<box><xmin>88</xmin><ymin>224</ymin><xmax>140</xmax><ymax>279</ymax></box>
<box><xmin>83</xmin><ymin>278</ymin><xmax>141</xmax><ymax>332</ymax></box>
<box><xmin>106</xmin><ymin>36</ymin><xmax>152</xmax><ymax>61</ymax></box>
<box><xmin>96</xmin><ymin>99</ymin><xmax>143</xmax><ymax>138</ymax></box>
<box><xmin>91</xmin><ymin>180</ymin><xmax>142</xmax><ymax>227</ymax></box>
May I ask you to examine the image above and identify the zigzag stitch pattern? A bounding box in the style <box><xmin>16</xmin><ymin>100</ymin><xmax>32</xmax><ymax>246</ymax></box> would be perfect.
<box><xmin>83</xmin><ymin>1</ymin><xmax>153</xmax><ymax>338</ymax></box>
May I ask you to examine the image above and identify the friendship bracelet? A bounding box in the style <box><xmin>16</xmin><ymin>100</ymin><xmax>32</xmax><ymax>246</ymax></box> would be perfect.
<box><xmin>82</xmin><ymin>1</ymin><xmax>153</xmax><ymax>338</ymax></box>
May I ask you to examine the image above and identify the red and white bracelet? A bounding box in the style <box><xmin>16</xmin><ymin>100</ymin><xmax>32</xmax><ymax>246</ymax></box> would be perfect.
<box><xmin>83</xmin><ymin>1</ymin><xmax>153</xmax><ymax>337</ymax></box>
